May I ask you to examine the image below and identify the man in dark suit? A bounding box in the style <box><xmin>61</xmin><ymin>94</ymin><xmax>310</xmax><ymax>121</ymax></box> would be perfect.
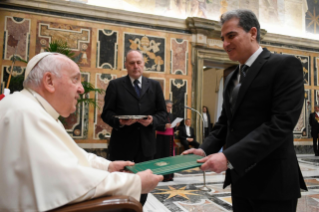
<box><xmin>101</xmin><ymin>50</ymin><xmax>167</xmax><ymax>205</ymax></box>
<box><xmin>179</xmin><ymin>118</ymin><xmax>200</xmax><ymax>150</ymax></box>
<box><xmin>183</xmin><ymin>9</ymin><xmax>307</xmax><ymax>212</ymax></box>
<box><xmin>309</xmin><ymin>105</ymin><xmax>319</xmax><ymax>156</ymax></box>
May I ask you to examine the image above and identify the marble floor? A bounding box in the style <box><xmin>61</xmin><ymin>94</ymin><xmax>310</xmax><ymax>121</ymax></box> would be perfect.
<box><xmin>144</xmin><ymin>154</ymin><xmax>319</xmax><ymax>212</ymax></box>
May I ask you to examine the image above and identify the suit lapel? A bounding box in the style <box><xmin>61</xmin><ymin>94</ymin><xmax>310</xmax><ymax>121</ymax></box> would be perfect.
<box><xmin>224</xmin><ymin>67</ymin><xmax>239</xmax><ymax>119</ymax></box>
<box><xmin>140</xmin><ymin>76</ymin><xmax>150</xmax><ymax>98</ymax></box>
<box><xmin>123</xmin><ymin>75</ymin><xmax>139</xmax><ymax>99</ymax></box>
<box><xmin>231</xmin><ymin>49</ymin><xmax>271</xmax><ymax>118</ymax></box>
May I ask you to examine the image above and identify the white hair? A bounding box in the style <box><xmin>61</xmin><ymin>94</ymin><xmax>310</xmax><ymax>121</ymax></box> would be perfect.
<box><xmin>23</xmin><ymin>54</ymin><xmax>71</xmax><ymax>88</ymax></box>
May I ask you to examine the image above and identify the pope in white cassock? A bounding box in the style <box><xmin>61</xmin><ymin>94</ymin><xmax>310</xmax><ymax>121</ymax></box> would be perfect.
<box><xmin>0</xmin><ymin>52</ymin><xmax>163</xmax><ymax>212</ymax></box>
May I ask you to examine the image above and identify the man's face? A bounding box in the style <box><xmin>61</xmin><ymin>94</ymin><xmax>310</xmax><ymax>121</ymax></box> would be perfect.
<box><xmin>203</xmin><ymin>107</ymin><xmax>207</xmax><ymax>112</ymax></box>
<box><xmin>54</xmin><ymin>59</ymin><xmax>84</xmax><ymax>117</ymax></box>
<box><xmin>221</xmin><ymin>18</ymin><xmax>255</xmax><ymax>64</ymax></box>
<box><xmin>166</xmin><ymin>103</ymin><xmax>172</xmax><ymax>113</ymax></box>
<box><xmin>125</xmin><ymin>51</ymin><xmax>144</xmax><ymax>79</ymax></box>
<box><xmin>315</xmin><ymin>107</ymin><xmax>319</xmax><ymax>112</ymax></box>
<box><xmin>186</xmin><ymin>119</ymin><xmax>191</xmax><ymax>126</ymax></box>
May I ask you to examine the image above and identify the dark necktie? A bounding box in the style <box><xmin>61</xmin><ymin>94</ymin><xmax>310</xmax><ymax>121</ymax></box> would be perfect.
<box><xmin>134</xmin><ymin>80</ymin><xmax>141</xmax><ymax>97</ymax></box>
<box><xmin>230</xmin><ymin>65</ymin><xmax>249</xmax><ymax>112</ymax></box>
<box><xmin>239</xmin><ymin>65</ymin><xmax>249</xmax><ymax>83</ymax></box>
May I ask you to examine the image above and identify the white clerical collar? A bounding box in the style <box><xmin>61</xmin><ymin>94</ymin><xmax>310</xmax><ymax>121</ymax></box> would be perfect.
<box><xmin>240</xmin><ymin>46</ymin><xmax>263</xmax><ymax>67</ymax></box>
<box><xmin>129</xmin><ymin>76</ymin><xmax>142</xmax><ymax>88</ymax></box>
<box><xmin>25</xmin><ymin>88</ymin><xmax>60</xmax><ymax>121</ymax></box>
<box><xmin>316</xmin><ymin>111</ymin><xmax>319</xmax><ymax>116</ymax></box>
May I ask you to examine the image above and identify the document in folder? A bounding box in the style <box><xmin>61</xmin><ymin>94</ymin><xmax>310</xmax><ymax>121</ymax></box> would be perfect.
<box><xmin>125</xmin><ymin>154</ymin><xmax>204</xmax><ymax>175</ymax></box>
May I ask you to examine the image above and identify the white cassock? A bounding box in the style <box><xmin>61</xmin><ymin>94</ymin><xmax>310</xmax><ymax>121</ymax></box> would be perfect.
<box><xmin>0</xmin><ymin>89</ymin><xmax>141</xmax><ymax>212</ymax></box>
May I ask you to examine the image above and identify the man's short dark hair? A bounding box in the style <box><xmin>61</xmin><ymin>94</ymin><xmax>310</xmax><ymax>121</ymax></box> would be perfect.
<box><xmin>220</xmin><ymin>9</ymin><xmax>261</xmax><ymax>43</ymax></box>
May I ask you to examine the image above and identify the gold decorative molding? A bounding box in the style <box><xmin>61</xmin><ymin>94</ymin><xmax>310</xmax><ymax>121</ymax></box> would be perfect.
<box><xmin>0</xmin><ymin>0</ymin><xmax>188</xmax><ymax>32</ymax></box>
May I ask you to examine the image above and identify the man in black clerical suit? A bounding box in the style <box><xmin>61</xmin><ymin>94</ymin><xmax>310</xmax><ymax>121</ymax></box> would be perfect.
<box><xmin>309</xmin><ymin>105</ymin><xmax>319</xmax><ymax>156</ymax></box>
<box><xmin>179</xmin><ymin>118</ymin><xmax>200</xmax><ymax>150</ymax></box>
<box><xmin>101</xmin><ymin>50</ymin><xmax>167</xmax><ymax>205</ymax></box>
<box><xmin>184</xmin><ymin>9</ymin><xmax>307</xmax><ymax>212</ymax></box>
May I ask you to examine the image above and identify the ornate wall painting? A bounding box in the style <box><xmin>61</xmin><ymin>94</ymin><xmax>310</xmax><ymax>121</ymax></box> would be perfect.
<box><xmin>315</xmin><ymin>57</ymin><xmax>318</xmax><ymax>86</ymax></box>
<box><xmin>1</xmin><ymin>66</ymin><xmax>25</xmax><ymax>94</ymax></box>
<box><xmin>298</xmin><ymin>55</ymin><xmax>311</xmax><ymax>85</ymax></box>
<box><xmin>36</xmin><ymin>22</ymin><xmax>91</xmax><ymax>67</ymax></box>
<box><xmin>305</xmin><ymin>0</ymin><xmax>319</xmax><ymax>35</ymax></box>
<box><xmin>294</xmin><ymin>89</ymin><xmax>311</xmax><ymax>139</ymax></box>
<box><xmin>315</xmin><ymin>90</ymin><xmax>319</xmax><ymax>108</ymax></box>
<box><xmin>63</xmin><ymin>73</ymin><xmax>90</xmax><ymax>139</ymax></box>
<box><xmin>97</xmin><ymin>29</ymin><xmax>118</xmax><ymax>69</ymax></box>
<box><xmin>150</xmin><ymin>77</ymin><xmax>165</xmax><ymax>91</ymax></box>
<box><xmin>170</xmin><ymin>79</ymin><xmax>187</xmax><ymax>119</ymax></box>
<box><xmin>94</xmin><ymin>73</ymin><xmax>117</xmax><ymax>139</ymax></box>
<box><xmin>3</xmin><ymin>16</ymin><xmax>31</xmax><ymax>61</ymax></box>
<box><xmin>123</xmin><ymin>33</ymin><xmax>165</xmax><ymax>72</ymax></box>
<box><xmin>170</xmin><ymin>38</ymin><xmax>188</xmax><ymax>75</ymax></box>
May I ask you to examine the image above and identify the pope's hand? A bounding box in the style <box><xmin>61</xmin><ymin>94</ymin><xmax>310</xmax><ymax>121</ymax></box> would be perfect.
<box><xmin>197</xmin><ymin>152</ymin><xmax>228</xmax><ymax>173</ymax></box>
<box><xmin>181</xmin><ymin>148</ymin><xmax>206</xmax><ymax>157</ymax></box>
<box><xmin>108</xmin><ymin>161</ymin><xmax>135</xmax><ymax>172</ymax></box>
<box><xmin>137</xmin><ymin>169</ymin><xmax>163</xmax><ymax>194</ymax></box>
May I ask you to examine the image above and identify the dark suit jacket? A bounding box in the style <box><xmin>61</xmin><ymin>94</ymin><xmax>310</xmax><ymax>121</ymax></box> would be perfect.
<box><xmin>179</xmin><ymin>125</ymin><xmax>196</xmax><ymax>146</ymax></box>
<box><xmin>201</xmin><ymin>48</ymin><xmax>307</xmax><ymax>200</ymax></box>
<box><xmin>309</xmin><ymin>112</ymin><xmax>319</xmax><ymax>137</ymax></box>
<box><xmin>101</xmin><ymin>75</ymin><xmax>167</xmax><ymax>160</ymax></box>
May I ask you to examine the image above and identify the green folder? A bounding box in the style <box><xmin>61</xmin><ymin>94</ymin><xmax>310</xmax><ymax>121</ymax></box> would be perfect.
<box><xmin>125</xmin><ymin>154</ymin><xmax>204</xmax><ymax>175</ymax></box>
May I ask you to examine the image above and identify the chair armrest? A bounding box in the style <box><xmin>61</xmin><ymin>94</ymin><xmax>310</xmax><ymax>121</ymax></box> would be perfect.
<box><xmin>48</xmin><ymin>195</ymin><xmax>142</xmax><ymax>212</ymax></box>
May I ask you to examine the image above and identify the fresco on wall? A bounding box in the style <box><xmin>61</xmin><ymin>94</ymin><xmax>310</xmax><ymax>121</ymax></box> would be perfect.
<box><xmin>36</xmin><ymin>22</ymin><xmax>92</xmax><ymax>67</ymax></box>
<box><xmin>1</xmin><ymin>66</ymin><xmax>25</xmax><ymax>94</ymax></box>
<box><xmin>170</xmin><ymin>79</ymin><xmax>187</xmax><ymax>119</ymax></box>
<box><xmin>97</xmin><ymin>29</ymin><xmax>118</xmax><ymax>69</ymax></box>
<box><xmin>294</xmin><ymin>89</ymin><xmax>311</xmax><ymax>139</ymax></box>
<box><xmin>84</xmin><ymin>0</ymin><xmax>317</xmax><ymax>38</ymax></box>
<box><xmin>94</xmin><ymin>73</ymin><xmax>117</xmax><ymax>140</ymax></box>
<box><xmin>3</xmin><ymin>16</ymin><xmax>30</xmax><ymax>61</ymax></box>
<box><xmin>171</xmin><ymin>38</ymin><xmax>188</xmax><ymax>75</ymax></box>
<box><xmin>315</xmin><ymin>57</ymin><xmax>319</xmax><ymax>86</ymax></box>
<box><xmin>63</xmin><ymin>73</ymin><xmax>90</xmax><ymax>139</ymax></box>
<box><xmin>306</xmin><ymin>0</ymin><xmax>319</xmax><ymax>35</ymax></box>
<box><xmin>123</xmin><ymin>33</ymin><xmax>165</xmax><ymax>72</ymax></box>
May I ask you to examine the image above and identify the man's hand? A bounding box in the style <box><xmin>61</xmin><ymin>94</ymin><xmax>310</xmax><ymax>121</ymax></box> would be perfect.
<box><xmin>197</xmin><ymin>153</ymin><xmax>228</xmax><ymax>173</ymax></box>
<box><xmin>108</xmin><ymin>161</ymin><xmax>135</xmax><ymax>172</ymax></box>
<box><xmin>165</xmin><ymin>123</ymin><xmax>172</xmax><ymax>129</ymax></box>
<box><xmin>137</xmin><ymin>115</ymin><xmax>153</xmax><ymax>127</ymax></box>
<box><xmin>187</xmin><ymin>138</ymin><xmax>194</xmax><ymax>142</ymax></box>
<box><xmin>137</xmin><ymin>169</ymin><xmax>163</xmax><ymax>194</ymax></box>
<box><xmin>119</xmin><ymin>119</ymin><xmax>136</xmax><ymax>126</ymax></box>
<box><xmin>181</xmin><ymin>148</ymin><xmax>206</xmax><ymax>157</ymax></box>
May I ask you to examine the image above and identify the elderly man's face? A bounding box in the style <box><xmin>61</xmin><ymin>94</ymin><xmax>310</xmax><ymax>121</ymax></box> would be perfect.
<box><xmin>185</xmin><ymin>119</ymin><xmax>191</xmax><ymax>126</ymax></box>
<box><xmin>54</xmin><ymin>59</ymin><xmax>84</xmax><ymax>117</ymax></box>
<box><xmin>125</xmin><ymin>51</ymin><xmax>144</xmax><ymax>79</ymax></box>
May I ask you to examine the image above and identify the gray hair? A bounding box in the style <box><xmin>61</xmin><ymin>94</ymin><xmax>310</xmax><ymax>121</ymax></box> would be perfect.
<box><xmin>220</xmin><ymin>9</ymin><xmax>261</xmax><ymax>43</ymax></box>
<box><xmin>23</xmin><ymin>54</ymin><xmax>70</xmax><ymax>88</ymax></box>
<box><xmin>165</xmin><ymin>100</ymin><xmax>173</xmax><ymax>105</ymax></box>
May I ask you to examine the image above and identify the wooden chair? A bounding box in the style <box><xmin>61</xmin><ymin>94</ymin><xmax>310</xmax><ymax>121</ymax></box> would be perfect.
<box><xmin>48</xmin><ymin>195</ymin><xmax>142</xmax><ymax>212</ymax></box>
